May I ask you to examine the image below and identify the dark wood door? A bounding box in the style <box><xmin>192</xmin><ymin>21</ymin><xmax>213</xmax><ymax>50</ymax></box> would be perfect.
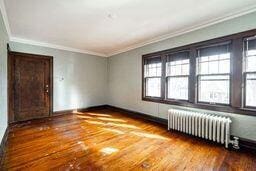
<box><xmin>9</xmin><ymin>52</ymin><xmax>53</xmax><ymax>122</ymax></box>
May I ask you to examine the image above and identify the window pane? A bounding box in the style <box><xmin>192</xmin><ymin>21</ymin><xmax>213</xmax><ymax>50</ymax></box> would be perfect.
<box><xmin>198</xmin><ymin>75</ymin><xmax>230</xmax><ymax>104</ymax></box>
<box><xmin>245</xmin><ymin>37</ymin><xmax>256</xmax><ymax>72</ymax></box>
<box><xmin>247</xmin><ymin>37</ymin><xmax>256</xmax><ymax>52</ymax></box>
<box><xmin>167</xmin><ymin>77</ymin><xmax>188</xmax><ymax>100</ymax></box>
<box><xmin>200</xmin><ymin>56</ymin><xmax>209</xmax><ymax>62</ymax></box>
<box><xmin>199</xmin><ymin>62</ymin><xmax>209</xmax><ymax>74</ymax></box>
<box><xmin>219</xmin><ymin>53</ymin><xmax>230</xmax><ymax>60</ymax></box>
<box><xmin>245</xmin><ymin>73</ymin><xmax>256</xmax><ymax>107</ymax></box>
<box><xmin>198</xmin><ymin>53</ymin><xmax>230</xmax><ymax>74</ymax></box>
<box><xmin>209</xmin><ymin>55</ymin><xmax>219</xmax><ymax>61</ymax></box>
<box><xmin>166</xmin><ymin>59</ymin><xmax>189</xmax><ymax>76</ymax></box>
<box><xmin>245</xmin><ymin>56</ymin><xmax>256</xmax><ymax>72</ymax></box>
<box><xmin>219</xmin><ymin>60</ymin><xmax>230</xmax><ymax>73</ymax></box>
<box><xmin>144</xmin><ymin>63</ymin><xmax>162</xmax><ymax>77</ymax></box>
<box><xmin>170</xmin><ymin>65</ymin><xmax>177</xmax><ymax>76</ymax></box>
<box><xmin>198</xmin><ymin>43</ymin><xmax>230</xmax><ymax>57</ymax></box>
<box><xmin>247</xmin><ymin>50</ymin><xmax>256</xmax><ymax>56</ymax></box>
<box><xmin>145</xmin><ymin>78</ymin><xmax>161</xmax><ymax>97</ymax></box>
<box><xmin>208</xmin><ymin>60</ymin><xmax>219</xmax><ymax>74</ymax></box>
<box><xmin>181</xmin><ymin>63</ymin><xmax>189</xmax><ymax>75</ymax></box>
<box><xmin>172</xmin><ymin>65</ymin><xmax>181</xmax><ymax>75</ymax></box>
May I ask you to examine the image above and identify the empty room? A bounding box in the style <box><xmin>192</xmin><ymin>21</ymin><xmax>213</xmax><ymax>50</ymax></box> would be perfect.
<box><xmin>0</xmin><ymin>0</ymin><xmax>256</xmax><ymax>170</ymax></box>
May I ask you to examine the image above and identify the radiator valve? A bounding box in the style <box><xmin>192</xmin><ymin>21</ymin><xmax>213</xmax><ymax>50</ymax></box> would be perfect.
<box><xmin>230</xmin><ymin>137</ymin><xmax>240</xmax><ymax>150</ymax></box>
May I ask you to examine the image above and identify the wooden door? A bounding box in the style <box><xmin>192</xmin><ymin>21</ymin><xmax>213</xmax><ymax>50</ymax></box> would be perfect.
<box><xmin>8</xmin><ymin>52</ymin><xmax>53</xmax><ymax>122</ymax></box>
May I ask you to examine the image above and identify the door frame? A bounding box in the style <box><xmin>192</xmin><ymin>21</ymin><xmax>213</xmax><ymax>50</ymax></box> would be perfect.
<box><xmin>8</xmin><ymin>49</ymin><xmax>53</xmax><ymax>123</ymax></box>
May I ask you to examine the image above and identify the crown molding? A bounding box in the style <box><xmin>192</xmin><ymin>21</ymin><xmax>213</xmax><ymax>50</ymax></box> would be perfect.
<box><xmin>107</xmin><ymin>5</ymin><xmax>256</xmax><ymax>57</ymax></box>
<box><xmin>10</xmin><ymin>37</ymin><xmax>107</xmax><ymax>57</ymax></box>
<box><xmin>0</xmin><ymin>0</ymin><xmax>11</xmax><ymax>39</ymax></box>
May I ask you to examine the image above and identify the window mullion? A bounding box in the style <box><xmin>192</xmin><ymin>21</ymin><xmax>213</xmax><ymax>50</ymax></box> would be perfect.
<box><xmin>189</xmin><ymin>47</ymin><xmax>196</xmax><ymax>103</ymax></box>
<box><xmin>161</xmin><ymin>54</ymin><xmax>166</xmax><ymax>100</ymax></box>
<box><xmin>231</xmin><ymin>38</ymin><xmax>243</xmax><ymax>108</ymax></box>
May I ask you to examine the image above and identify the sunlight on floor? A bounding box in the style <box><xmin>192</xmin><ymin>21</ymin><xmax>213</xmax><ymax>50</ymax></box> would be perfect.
<box><xmin>131</xmin><ymin>131</ymin><xmax>168</xmax><ymax>140</ymax></box>
<box><xmin>100</xmin><ymin>147</ymin><xmax>119</xmax><ymax>155</ymax></box>
<box><xmin>85</xmin><ymin>120</ymin><xmax>105</xmax><ymax>125</ymax></box>
<box><xmin>76</xmin><ymin>115</ymin><xmax>93</xmax><ymax>119</ymax></box>
<box><xmin>72</xmin><ymin>111</ymin><xmax>84</xmax><ymax>114</ymax></box>
<box><xmin>77</xmin><ymin>141</ymin><xmax>89</xmax><ymax>151</ymax></box>
<box><xmin>72</xmin><ymin>111</ymin><xmax>112</xmax><ymax>117</ymax></box>
<box><xmin>97</xmin><ymin>117</ymin><xmax>127</xmax><ymax>123</ymax></box>
<box><xmin>107</xmin><ymin>123</ymin><xmax>140</xmax><ymax>129</ymax></box>
<box><xmin>87</xmin><ymin>113</ymin><xmax>113</xmax><ymax>117</ymax></box>
<box><xmin>102</xmin><ymin>128</ymin><xmax>125</xmax><ymax>134</ymax></box>
<box><xmin>85</xmin><ymin>120</ymin><xmax>140</xmax><ymax>130</ymax></box>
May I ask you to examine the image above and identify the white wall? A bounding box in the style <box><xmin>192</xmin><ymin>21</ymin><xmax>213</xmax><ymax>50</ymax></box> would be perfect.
<box><xmin>10</xmin><ymin>42</ymin><xmax>108</xmax><ymax>112</ymax></box>
<box><xmin>108</xmin><ymin>12</ymin><xmax>256</xmax><ymax>141</ymax></box>
<box><xmin>0</xmin><ymin>6</ymin><xmax>8</xmax><ymax>143</ymax></box>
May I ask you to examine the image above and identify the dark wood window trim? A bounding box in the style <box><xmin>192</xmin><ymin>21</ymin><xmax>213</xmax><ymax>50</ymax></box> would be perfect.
<box><xmin>142</xmin><ymin>29</ymin><xmax>256</xmax><ymax>116</ymax></box>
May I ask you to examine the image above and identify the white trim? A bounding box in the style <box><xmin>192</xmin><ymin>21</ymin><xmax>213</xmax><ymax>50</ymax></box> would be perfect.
<box><xmin>0</xmin><ymin>0</ymin><xmax>11</xmax><ymax>39</ymax></box>
<box><xmin>10</xmin><ymin>37</ymin><xmax>107</xmax><ymax>57</ymax></box>
<box><xmin>107</xmin><ymin>6</ymin><xmax>256</xmax><ymax>57</ymax></box>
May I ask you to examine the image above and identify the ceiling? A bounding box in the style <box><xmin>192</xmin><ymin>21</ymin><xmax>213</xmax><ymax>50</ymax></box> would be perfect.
<box><xmin>2</xmin><ymin>0</ymin><xmax>256</xmax><ymax>57</ymax></box>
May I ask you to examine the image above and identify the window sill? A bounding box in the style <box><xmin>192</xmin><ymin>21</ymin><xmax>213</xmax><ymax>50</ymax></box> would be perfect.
<box><xmin>142</xmin><ymin>97</ymin><xmax>256</xmax><ymax>116</ymax></box>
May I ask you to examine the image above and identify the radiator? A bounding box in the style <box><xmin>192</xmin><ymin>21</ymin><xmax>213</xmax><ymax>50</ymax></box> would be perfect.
<box><xmin>168</xmin><ymin>109</ymin><xmax>233</xmax><ymax>148</ymax></box>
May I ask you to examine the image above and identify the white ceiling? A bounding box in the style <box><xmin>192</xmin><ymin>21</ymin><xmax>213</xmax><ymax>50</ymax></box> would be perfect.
<box><xmin>2</xmin><ymin>0</ymin><xmax>256</xmax><ymax>57</ymax></box>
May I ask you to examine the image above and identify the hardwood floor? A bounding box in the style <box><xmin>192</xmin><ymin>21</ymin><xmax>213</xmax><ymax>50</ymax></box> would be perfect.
<box><xmin>1</xmin><ymin>109</ymin><xmax>256</xmax><ymax>170</ymax></box>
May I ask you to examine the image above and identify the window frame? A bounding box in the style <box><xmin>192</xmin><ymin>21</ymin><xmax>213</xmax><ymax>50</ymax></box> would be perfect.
<box><xmin>142</xmin><ymin>55</ymin><xmax>163</xmax><ymax>100</ymax></box>
<box><xmin>166</xmin><ymin>75</ymin><xmax>190</xmax><ymax>101</ymax></box>
<box><xmin>196</xmin><ymin>42</ymin><xmax>232</xmax><ymax>106</ymax></box>
<box><xmin>196</xmin><ymin>73</ymin><xmax>231</xmax><ymax>106</ymax></box>
<box><xmin>243</xmin><ymin>36</ymin><xmax>256</xmax><ymax>109</ymax></box>
<box><xmin>243</xmin><ymin>72</ymin><xmax>256</xmax><ymax>109</ymax></box>
<box><xmin>142</xmin><ymin>29</ymin><xmax>256</xmax><ymax>116</ymax></box>
<box><xmin>144</xmin><ymin>77</ymin><xmax>162</xmax><ymax>98</ymax></box>
<box><xmin>165</xmin><ymin>51</ymin><xmax>190</xmax><ymax>101</ymax></box>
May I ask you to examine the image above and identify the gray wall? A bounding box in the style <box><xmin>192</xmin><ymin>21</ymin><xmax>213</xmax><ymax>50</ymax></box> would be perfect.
<box><xmin>108</xmin><ymin>12</ymin><xmax>256</xmax><ymax>141</ymax></box>
<box><xmin>0</xmin><ymin>9</ymin><xmax>8</xmax><ymax>143</ymax></box>
<box><xmin>10</xmin><ymin>42</ymin><xmax>108</xmax><ymax>112</ymax></box>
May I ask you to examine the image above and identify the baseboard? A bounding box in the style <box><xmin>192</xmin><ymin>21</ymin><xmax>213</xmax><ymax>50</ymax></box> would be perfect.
<box><xmin>106</xmin><ymin>105</ymin><xmax>168</xmax><ymax>126</ymax></box>
<box><xmin>0</xmin><ymin>126</ymin><xmax>9</xmax><ymax>166</ymax></box>
<box><xmin>238</xmin><ymin>137</ymin><xmax>256</xmax><ymax>153</ymax></box>
<box><xmin>53</xmin><ymin>105</ymin><xmax>108</xmax><ymax>116</ymax></box>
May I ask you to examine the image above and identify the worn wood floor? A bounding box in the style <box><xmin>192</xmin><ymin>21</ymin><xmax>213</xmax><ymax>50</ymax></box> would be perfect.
<box><xmin>1</xmin><ymin>109</ymin><xmax>256</xmax><ymax>171</ymax></box>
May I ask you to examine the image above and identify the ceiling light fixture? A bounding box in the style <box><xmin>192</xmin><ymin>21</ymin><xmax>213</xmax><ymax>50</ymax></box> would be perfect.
<box><xmin>107</xmin><ymin>13</ymin><xmax>117</xmax><ymax>19</ymax></box>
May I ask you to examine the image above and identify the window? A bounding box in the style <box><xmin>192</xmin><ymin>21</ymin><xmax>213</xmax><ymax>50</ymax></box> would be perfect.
<box><xmin>144</xmin><ymin>56</ymin><xmax>162</xmax><ymax>97</ymax></box>
<box><xmin>142</xmin><ymin>29</ymin><xmax>256</xmax><ymax>115</ymax></box>
<box><xmin>197</xmin><ymin>42</ymin><xmax>231</xmax><ymax>104</ymax></box>
<box><xmin>166</xmin><ymin>51</ymin><xmax>190</xmax><ymax>100</ymax></box>
<box><xmin>244</xmin><ymin>36</ymin><xmax>256</xmax><ymax>108</ymax></box>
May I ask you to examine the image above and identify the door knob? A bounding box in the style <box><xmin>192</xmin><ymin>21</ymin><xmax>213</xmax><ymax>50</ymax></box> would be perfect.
<box><xmin>45</xmin><ymin>85</ymin><xmax>49</xmax><ymax>93</ymax></box>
